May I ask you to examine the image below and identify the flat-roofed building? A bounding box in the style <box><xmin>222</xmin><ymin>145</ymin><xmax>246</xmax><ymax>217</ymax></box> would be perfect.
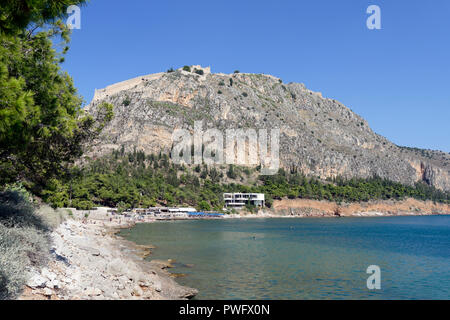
<box><xmin>223</xmin><ymin>193</ymin><xmax>265</xmax><ymax>208</ymax></box>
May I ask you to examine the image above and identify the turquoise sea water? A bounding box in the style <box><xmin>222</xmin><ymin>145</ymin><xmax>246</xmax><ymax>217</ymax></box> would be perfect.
<box><xmin>119</xmin><ymin>216</ymin><xmax>450</xmax><ymax>299</ymax></box>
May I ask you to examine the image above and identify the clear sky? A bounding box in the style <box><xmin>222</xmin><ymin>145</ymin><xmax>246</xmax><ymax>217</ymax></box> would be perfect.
<box><xmin>62</xmin><ymin>0</ymin><xmax>450</xmax><ymax>152</ymax></box>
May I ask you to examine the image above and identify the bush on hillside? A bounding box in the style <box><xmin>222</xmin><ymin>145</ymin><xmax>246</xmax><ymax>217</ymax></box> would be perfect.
<box><xmin>0</xmin><ymin>190</ymin><xmax>52</xmax><ymax>299</ymax></box>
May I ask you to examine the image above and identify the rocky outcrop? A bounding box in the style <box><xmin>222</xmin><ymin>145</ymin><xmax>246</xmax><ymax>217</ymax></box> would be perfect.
<box><xmin>270</xmin><ymin>198</ymin><xmax>450</xmax><ymax>217</ymax></box>
<box><xmin>85</xmin><ymin>66</ymin><xmax>450</xmax><ymax>191</ymax></box>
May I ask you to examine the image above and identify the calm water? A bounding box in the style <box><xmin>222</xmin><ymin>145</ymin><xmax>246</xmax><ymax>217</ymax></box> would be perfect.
<box><xmin>119</xmin><ymin>216</ymin><xmax>450</xmax><ymax>299</ymax></box>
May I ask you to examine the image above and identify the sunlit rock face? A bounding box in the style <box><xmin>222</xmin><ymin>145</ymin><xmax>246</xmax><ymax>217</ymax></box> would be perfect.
<box><xmin>85</xmin><ymin>66</ymin><xmax>450</xmax><ymax>191</ymax></box>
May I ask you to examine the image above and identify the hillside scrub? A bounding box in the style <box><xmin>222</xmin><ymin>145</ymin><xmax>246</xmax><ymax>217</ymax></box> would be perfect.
<box><xmin>40</xmin><ymin>151</ymin><xmax>450</xmax><ymax>211</ymax></box>
<box><xmin>0</xmin><ymin>188</ymin><xmax>68</xmax><ymax>299</ymax></box>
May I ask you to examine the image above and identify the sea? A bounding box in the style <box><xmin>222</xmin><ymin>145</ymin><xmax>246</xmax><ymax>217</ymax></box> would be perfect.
<box><xmin>119</xmin><ymin>215</ymin><xmax>450</xmax><ymax>299</ymax></box>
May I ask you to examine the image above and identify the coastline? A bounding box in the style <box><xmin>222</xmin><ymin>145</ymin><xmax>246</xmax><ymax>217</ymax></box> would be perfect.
<box><xmin>269</xmin><ymin>197</ymin><xmax>450</xmax><ymax>217</ymax></box>
<box><xmin>19</xmin><ymin>208</ymin><xmax>197</xmax><ymax>300</ymax></box>
<box><xmin>18</xmin><ymin>197</ymin><xmax>449</xmax><ymax>300</ymax></box>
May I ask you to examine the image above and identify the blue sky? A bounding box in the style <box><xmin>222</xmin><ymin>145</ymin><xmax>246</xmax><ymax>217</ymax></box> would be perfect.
<box><xmin>62</xmin><ymin>0</ymin><xmax>450</xmax><ymax>152</ymax></box>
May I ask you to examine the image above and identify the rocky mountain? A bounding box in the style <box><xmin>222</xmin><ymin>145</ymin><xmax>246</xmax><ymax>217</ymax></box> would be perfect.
<box><xmin>84</xmin><ymin>65</ymin><xmax>450</xmax><ymax>192</ymax></box>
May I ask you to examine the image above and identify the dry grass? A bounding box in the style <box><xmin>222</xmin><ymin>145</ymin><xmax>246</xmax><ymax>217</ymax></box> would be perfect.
<box><xmin>0</xmin><ymin>225</ymin><xmax>50</xmax><ymax>299</ymax></box>
<box><xmin>0</xmin><ymin>190</ymin><xmax>67</xmax><ymax>300</ymax></box>
<box><xmin>36</xmin><ymin>205</ymin><xmax>69</xmax><ymax>230</ymax></box>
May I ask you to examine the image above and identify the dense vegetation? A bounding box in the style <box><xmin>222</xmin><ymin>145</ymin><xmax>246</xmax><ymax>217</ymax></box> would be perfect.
<box><xmin>0</xmin><ymin>0</ymin><xmax>108</xmax><ymax>300</ymax></box>
<box><xmin>0</xmin><ymin>0</ymin><xmax>112</xmax><ymax>190</ymax></box>
<box><xmin>41</xmin><ymin>150</ymin><xmax>450</xmax><ymax>212</ymax></box>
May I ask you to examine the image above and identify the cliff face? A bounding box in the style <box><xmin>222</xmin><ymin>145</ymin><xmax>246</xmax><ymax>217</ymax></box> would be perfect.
<box><xmin>85</xmin><ymin>66</ymin><xmax>450</xmax><ymax>191</ymax></box>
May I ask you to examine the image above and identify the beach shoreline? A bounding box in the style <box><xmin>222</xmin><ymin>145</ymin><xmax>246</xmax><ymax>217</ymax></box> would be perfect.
<box><xmin>19</xmin><ymin>208</ymin><xmax>197</xmax><ymax>300</ymax></box>
<box><xmin>18</xmin><ymin>196</ymin><xmax>449</xmax><ymax>300</ymax></box>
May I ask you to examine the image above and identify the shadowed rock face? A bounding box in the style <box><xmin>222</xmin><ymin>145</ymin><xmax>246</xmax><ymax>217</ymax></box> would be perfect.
<box><xmin>85</xmin><ymin>66</ymin><xmax>450</xmax><ymax>191</ymax></box>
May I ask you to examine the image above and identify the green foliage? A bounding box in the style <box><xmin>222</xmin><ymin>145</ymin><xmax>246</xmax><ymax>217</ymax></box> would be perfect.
<box><xmin>197</xmin><ymin>200</ymin><xmax>211</xmax><ymax>211</ymax></box>
<box><xmin>0</xmin><ymin>0</ymin><xmax>87</xmax><ymax>35</ymax></box>
<box><xmin>122</xmin><ymin>96</ymin><xmax>131</xmax><ymax>106</ymax></box>
<box><xmin>258</xmin><ymin>171</ymin><xmax>449</xmax><ymax>204</ymax></box>
<box><xmin>246</xmin><ymin>204</ymin><xmax>258</xmax><ymax>213</ymax></box>
<box><xmin>227</xmin><ymin>165</ymin><xmax>237</xmax><ymax>179</ymax></box>
<box><xmin>0</xmin><ymin>5</ymin><xmax>114</xmax><ymax>188</ymax></box>
<box><xmin>0</xmin><ymin>0</ymin><xmax>98</xmax><ymax>301</ymax></box>
<box><xmin>183</xmin><ymin>65</ymin><xmax>191</xmax><ymax>72</ymax></box>
<box><xmin>194</xmin><ymin>69</ymin><xmax>204</xmax><ymax>75</ymax></box>
<box><xmin>40</xmin><ymin>151</ymin><xmax>449</xmax><ymax>211</ymax></box>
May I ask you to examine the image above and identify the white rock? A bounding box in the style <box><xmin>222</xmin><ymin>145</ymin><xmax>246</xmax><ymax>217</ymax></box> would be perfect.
<box><xmin>46</xmin><ymin>279</ymin><xmax>60</xmax><ymax>289</ymax></box>
<box><xmin>106</xmin><ymin>258</ymin><xmax>127</xmax><ymax>276</ymax></box>
<box><xmin>27</xmin><ymin>274</ymin><xmax>47</xmax><ymax>288</ymax></box>
<box><xmin>133</xmin><ymin>286</ymin><xmax>143</xmax><ymax>297</ymax></box>
<box><xmin>62</xmin><ymin>277</ymin><xmax>72</xmax><ymax>284</ymax></box>
<box><xmin>42</xmin><ymin>268</ymin><xmax>57</xmax><ymax>281</ymax></box>
<box><xmin>43</xmin><ymin>288</ymin><xmax>53</xmax><ymax>296</ymax></box>
<box><xmin>154</xmin><ymin>281</ymin><xmax>162</xmax><ymax>292</ymax></box>
<box><xmin>84</xmin><ymin>287</ymin><xmax>102</xmax><ymax>296</ymax></box>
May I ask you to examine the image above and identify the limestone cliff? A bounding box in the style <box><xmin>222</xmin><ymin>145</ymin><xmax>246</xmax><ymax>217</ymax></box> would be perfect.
<box><xmin>85</xmin><ymin>66</ymin><xmax>450</xmax><ymax>191</ymax></box>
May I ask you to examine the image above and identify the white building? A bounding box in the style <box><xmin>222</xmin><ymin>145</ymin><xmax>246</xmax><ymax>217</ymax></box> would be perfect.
<box><xmin>223</xmin><ymin>193</ymin><xmax>265</xmax><ymax>208</ymax></box>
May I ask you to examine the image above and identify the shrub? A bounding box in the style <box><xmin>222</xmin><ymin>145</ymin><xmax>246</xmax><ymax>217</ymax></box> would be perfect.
<box><xmin>227</xmin><ymin>165</ymin><xmax>237</xmax><ymax>179</ymax></box>
<box><xmin>0</xmin><ymin>191</ymin><xmax>52</xmax><ymax>299</ymax></box>
<box><xmin>217</xmin><ymin>90</ymin><xmax>222</xmax><ymax>94</ymax></box>
<box><xmin>234</xmin><ymin>70</ymin><xmax>240</xmax><ymax>73</ymax></box>
<box><xmin>0</xmin><ymin>226</ymin><xmax>31</xmax><ymax>299</ymax></box>
<box><xmin>245</xmin><ymin>203</ymin><xmax>257</xmax><ymax>213</ymax></box>
<box><xmin>167</xmin><ymin>67</ymin><xmax>175</xmax><ymax>73</ymax></box>
<box><xmin>123</xmin><ymin>96</ymin><xmax>131</xmax><ymax>106</ymax></box>
<box><xmin>37</xmin><ymin>205</ymin><xmax>69</xmax><ymax>229</ymax></box>
<box><xmin>265</xmin><ymin>197</ymin><xmax>273</xmax><ymax>208</ymax></box>
<box><xmin>117</xmin><ymin>201</ymin><xmax>129</xmax><ymax>214</ymax></box>
<box><xmin>71</xmin><ymin>199</ymin><xmax>94</xmax><ymax>210</ymax></box>
<box><xmin>0</xmin><ymin>191</ymin><xmax>47</xmax><ymax>231</ymax></box>
<box><xmin>183</xmin><ymin>65</ymin><xmax>191</xmax><ymax>72</ymax></box>
<box><xmin>194</xmin><ymin>69</ymin><xmax>204</xmax><ymax>75</ymax></box>
<box><xmin>198</xmin><ymin>200</ymin><xmax>211</xmax><ymax>211</ymax></box>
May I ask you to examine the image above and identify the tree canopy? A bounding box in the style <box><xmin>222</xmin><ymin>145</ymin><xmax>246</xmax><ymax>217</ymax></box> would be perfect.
<box><xmin>0</xmin><ymin>0</ymin><xmax>87</xmax><ymax>35</ymax></box>
<box><xmin>0</xmin><ymin>0</ymin><xmax>113</xmax><ymax>189</ymax></box>
<box><xmin>42</xmin><ymin>150</ymin><xmax>450</xmax><ymax>211</ymax></box>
